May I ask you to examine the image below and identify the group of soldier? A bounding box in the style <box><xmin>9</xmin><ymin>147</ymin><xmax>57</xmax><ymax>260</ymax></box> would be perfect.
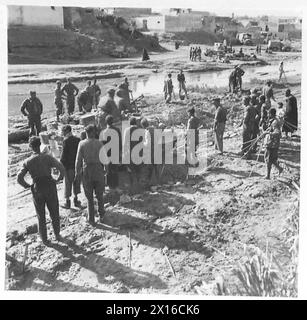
<box><xmin>19</xmin><ymin>76</ymin><xmax>134</xmax><ymax>138</ymax></box>
<box><xmin>189</xmin><ymin>46</ymin><xmax>202</xmax><ymax>62</ymax></box>
<box><xmin>163</xmin><ymin>70</ymin><xmax>189</xmax><ymax>103</ymax></box>
<box><xmin>240</xmin><ymin>82</ymin><xmax>298</xmax><ymax>179</ymax></box>
<box><xmin>54</xmin><ymin>77</ymin><xmax>101</xmax><ymax>120</ymax></box>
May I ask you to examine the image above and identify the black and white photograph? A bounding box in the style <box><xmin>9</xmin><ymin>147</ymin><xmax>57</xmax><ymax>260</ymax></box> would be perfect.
<box><xmin>2</xmin><ymin>0</ymin><xmax>306</xmax><ymax>299</ymax></box>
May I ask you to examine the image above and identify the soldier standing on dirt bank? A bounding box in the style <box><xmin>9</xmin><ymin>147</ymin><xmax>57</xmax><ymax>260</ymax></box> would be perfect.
<box><xmin>17</xmin><ymin>136</ymin><xmax>65</xmax><ymax>245</ymax></box>
<box><xmin>213</xmin><ymin>97</ymin><xmax>227</xmax><ymax>155</ymax></box>
<box><xmin>61</xmin><ymin>78</ymin><xmax>79</xmax><ymax>115</ymax></box>
<box><xmin>60</xmin><ymin>125</ymin><xmax>81</xmax><ymax>209</ymax></box>
<box><xmin>75</xmin><ymin>124</ymin><xmax>105</xmax><ymax>225</ymax></box>
<box><xmin>21</xmin><ymin>90</ymin><xmax>43</xmax><ymax>136</ymax></box>
<box><xmin>264</xmin><ymin>108</ymin><xmax>283</xmax><ymax>179</ymax></box>
<box><xmin>54</xmin><ymin>81</ymin><xmax>64</xmax><ymax>122</ymax></box>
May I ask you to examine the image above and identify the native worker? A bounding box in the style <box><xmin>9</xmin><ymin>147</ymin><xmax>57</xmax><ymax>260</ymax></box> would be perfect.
<box><xmin>142</xmin><ymin>48</ymin><xmax>150</xmax><ymax>61</ymax></box>
<box><xmin>101</xmin><ymin>115</ymin><xmax>122</xmax><ymax>191</ymax></box>
<box><xmin>90</xmin><ymin>77</ymin><xmax>101</xmax><ymax>110</ymax></box>
<box><xmin>177</xmin><ymin>69</ymin><xmax>188</xmax><ymax>99</ymax></box>
<box><xmin>282</xmin><ymin>88</ymin><xmax>298</xmax><ymax>138</ymax></box>
<box><xmin>141</xmin><ymin>118</ymin><xmax>159</xmax><ymax>188</ymax></box>
<box><xmin>278</xmin><ymin>61</ymin><xmax>285</xmax><ymax>82</ymax></box>
<box><xmin>54</xmin><ymin>80</ymin><xmax>64</xmax><ymax>121</ymax></box>
<box><xmin>187</xmin><ymin>107</ymin><xmax>201</xmax><ymax>164</ymax></box>
<box><xmin>75</xmin><ymin>124</ymin><xmax>105</xmax><ymax>225</ymax></box>
<box><xmin>116</xmin><ymin>89</ymin><xmax>133</xmax><ymax>114</ymax></box>
<box><xmin>123</xmin><ymin>117</ymin><xmax>142</xmax><ymax>190</ymax></box>
<box><xmin>78</xmin><ymin>80</ymin><xmax>92</xmax><ymax>113</ymax></box>
<box><xmin>77</xmin><ymin>89</ymin><xmax>90</xmax><ymax>113</ymax></box>
<box><xmin>229</xmin><ymin>67</ymin><xmax>237</xmax><ymax>93</ymax></box>
<box><xmin>61</xmin><ymin>78</ymin><xmax>79</xmax><ymax>115</ymax></box>
<box><xmin>264</xmin><ymin>108</ymin><xmax>283</xmax><ymax>180</ymax></box>
<box><xmin>190</xmin><ymin>47</ymin><xmax>193</xmax><ymax>60</ymax></box>
<box><xmin>60</xmin><ymin>125</ymin><xmax>81</xmax><ymax>209</ymax></box>
<box><xmin>259</xmin><ymin>94</ymin><xmax>270</xmax><ymax>131</ymax></box>
<box><xmin>21</xmin><ymin>90</ymin><xmax>43</xmax><ymax>136</ymax></box>
<box><xmin>236</xmin><ymin>65</ymin><xmax>245</xmax><ymax>91</ymax></box>
<box><xmin>17</xmin><ymin>136</ymin><xmax>65</xmax><ymax>245</ymax></box>
<box><xmin>164</xmin><ymin>73</ymin><xmax>174</xmax><ymax>103</ymax></box>
<box><xmin>251</xmin><ymin>89</ymin><xmax>261</xmax><ymax>152</ymax></box>
<box><xmin>213</xmin><ymin>97</ymin><xmax>227</xmax><ymax>155</ymax></box>
<box><xmin>242</xmin><ymin>96</ymin><xmax>257</xmax><ymax>159</ymax></box>
<box><xmin>262</xmin><ymin>80</ymin><xmax>276</xmax><ymax>109</ymax></box>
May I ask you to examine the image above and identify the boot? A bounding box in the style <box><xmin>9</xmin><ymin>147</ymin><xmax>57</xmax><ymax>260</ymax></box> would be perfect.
<box><xmin>62</xmin><ymin>198</ymin><xmax>71</xmax><ymax>209</ymax></box>
<box><xmin>73</xmin><ymin>197</ymin><xmax>81</xmax><ymax>207</ymax></box>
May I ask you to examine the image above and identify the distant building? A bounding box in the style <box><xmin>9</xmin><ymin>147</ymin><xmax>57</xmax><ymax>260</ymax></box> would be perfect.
<box><xmin>132</xmin><ymin>10</ymin><xmax>222</xmax><ymax>33</ymax></box>
<box><xmin>8</xmin><ymin>5</ymin><xmax>64</xmax><ymax>28</ymax></box>
<box><xmin>266</xmin><ymin>16</ymin><xmax>302</xmax><ymax>39</ymax></box>
<box><xmin>103</xmin><ymin>7</ymin><xmax>152</xmax><ymax>18</ymax></box>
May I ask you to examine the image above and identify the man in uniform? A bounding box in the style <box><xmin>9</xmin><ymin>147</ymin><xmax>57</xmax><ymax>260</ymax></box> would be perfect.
<box><xmin>21</xmin><ymin>91</ymin><xmax>43</xmax><ymax>136</ymax></box>
<box><xmin>141</xmin><ymin>118</ymin><xmax>159</xmax><ymax>188</ymax></box>
<box><xmin>17</xmin><ymin>136</ymin><xmax>65</xmax><ymax>245</ymax></box>
<box><xmin>101</xmin><ymin>115</ymin><xmax>122</xmax><ymax>191</ymax></box>
<box><xmin>61</xmin><ymin>78</ymin><xmax>79</xmax><ymax>114</ymax></box>
<box><xmin>213</xmin><ymin>97</ymin><xmax>227</xmax><ymax>155</ymax></box>
<box><xmin>123</xmin><ymin>117</ymin><xmax>142</xmax><ymax>190</ymax></box>
<box><xmin>177</xmin><ymin>69</ymin><xmax>188</xmax><ymax>99</ymax></box>
<box><xmin>242</xmin><ymin>96</ymin><xmax>257</xmax><ymax>159</ymax></box>
<box><xmin>90</xmin><ymin>77</ymin><xmax>101</xmax><ymax>110</ymax></box>
<box><xmin>236</xmin><ymin>65</ymin><xmax>245</xmax><ymax>91</ymax></box>
<box><xmin>60</xmin><ymin>125</ymin><xmax>81</xmax><ymax>209</ymax></box>
<box><xmin>264</xmin><ymin>108</ymin><xmax>283</xmax><ymax>179</ymax></box>
<box><xmin>262</xmin><ymin>80</ymin><xmax>276</xmax><ymax>109</ymax></box>
<box><xmin>96</xmin><ymin>88</ymin><xmax>121</xmax><ymax>132</ymax></box>
<box><xmin>54</xmin><ymin>81</ymin><xmax>64</xmax><ymax>121</ymax></box>
<box><xmin>75</xmin><ymin>124</ymin><xmax>105</xmax><ymax>225</ymax></box>
<box><xmin>283</xmin><ymin>88</ymin><xmax>298</xmax><ymax>138</ymax></box>
<box><xmin>229</xmin><ymin>67</ymin><xmax>237</xmax><ymax>93</ymax></box>
<box><xmin>164</xmin><ymin>73</ymin><xmax>174</xmax><ymax>103</ymax></box>
<box><xmin>187</xmin><ymin>107</ymin><xmax>201</xmax><ymax>165</ymax></box>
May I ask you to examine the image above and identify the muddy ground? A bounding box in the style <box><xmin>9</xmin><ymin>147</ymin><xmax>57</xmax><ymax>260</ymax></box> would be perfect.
<box><xmin>6</xmin><ymin>44</ymin><xmax>301</xmax><ymax>295</ymax></box>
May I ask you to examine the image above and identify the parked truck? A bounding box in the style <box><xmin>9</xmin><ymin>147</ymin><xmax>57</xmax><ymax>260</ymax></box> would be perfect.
<box><xmin>237</xmin><ymin>33</ymin><xmax>253</xmax><ymax>45</ymax></box>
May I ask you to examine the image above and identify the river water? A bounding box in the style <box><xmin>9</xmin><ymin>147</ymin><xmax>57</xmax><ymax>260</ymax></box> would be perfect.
<box><xmin>8</xmin><ymin>59</ymin><xmax>301</xmax><ymax>118</ymax></box>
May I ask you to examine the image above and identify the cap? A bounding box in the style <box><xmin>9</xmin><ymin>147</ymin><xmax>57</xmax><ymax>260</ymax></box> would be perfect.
<box><xmin>29</xmin><ymin>136</ymin><xmax>41</xmax><ymax>149</ymax></box>
<box><xmin>56</xmin><ymin>80</ymin><xmax>61</xmax><ymax>84</ymax></box>
<box><xmin>107</xmin><ymin>88</ymin><xmax>115</xmax><ymax>94</ymax></box>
